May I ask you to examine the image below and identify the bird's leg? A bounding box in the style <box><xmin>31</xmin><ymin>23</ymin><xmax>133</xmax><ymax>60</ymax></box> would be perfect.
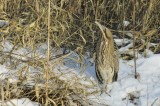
<box><xmin>100</xmin><ymin>83</ymin><xmax>111</xmax><ymax>96</ymax></box>
<box><xmin>101</xmin><ymin>84</ymin><xmax>106</xmax><ymax>94</ymax></box>
<box><xmin>101</xmin><ymin>80</ymin><xmax>107</xmax><ymax>92</ymax></box>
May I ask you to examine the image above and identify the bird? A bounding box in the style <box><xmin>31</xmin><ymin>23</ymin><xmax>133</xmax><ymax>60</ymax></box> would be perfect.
<box><xmin>95</xmin><ymin>21</ymin><xmax>119</xmax><ymax>93</ymax></box>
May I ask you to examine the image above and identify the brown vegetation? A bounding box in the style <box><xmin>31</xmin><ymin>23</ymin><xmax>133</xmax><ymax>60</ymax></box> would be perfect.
<box><xmin>0</xmin><ymin>0</ymin><xmax>160</xmax><ymax>105</ymax></box>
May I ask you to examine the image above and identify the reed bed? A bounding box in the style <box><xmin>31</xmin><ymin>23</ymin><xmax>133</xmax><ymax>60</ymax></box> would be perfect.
<box><xmin>0</xmin><ymin>0</ymin><xmax>160</xmax><ymax>105</ymax></box>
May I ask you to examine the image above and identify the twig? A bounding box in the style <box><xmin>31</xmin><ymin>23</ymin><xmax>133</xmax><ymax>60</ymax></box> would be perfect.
<box><xmin>151</xmin><ymin>98</ymin><xmax>158</xmax><ymax>106</ymax></box>
<box><xmin>46</xmin><ymin>0</ymin><xmax>51</xmax><ymax>105</ymax></box>
<box><xmin>132</xmin><ymin>0</ymin><xmax>137</xmax><ymax>79</ymax></box>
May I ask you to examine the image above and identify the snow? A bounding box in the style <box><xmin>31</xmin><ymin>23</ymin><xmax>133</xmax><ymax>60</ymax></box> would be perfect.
<box><xmin>2</xmin><ymin>41</ymin><xmax>13</xmax><ymax>52</ymax></box>
<box><xmin>0</xmin><ymin>42</ymin><xmax>160</xmax><ymax>106</ymax></box>
<box><xmin>0</xmin><ymin>64</ymin><xmax>9</xmax><ymax>79</ymax></box>
<box><xmin>0</xmin><ymin>98</ymin><xmax>40</xmax><ymax>106</ymax></box>
<box><xmin>91</xmin><ymin>54</ymin><xmax>160</xmax><ymax>106</ymax></box>
<box><xmin>123</xmin><ymin>21</ymin><xmax>130</xmax><ymax>27</ymax></box>
<box><xmin>0</xmin><ymin>20</ymin><xmax>9</xmax><ymax>28</ymax></box>
<box><xmin>63</xmin><ymin>53</ymin><xmax>160</xmax><ymax>106</ymax></box>
<box><xmin>114</xmin><ymin>38</ymin><xmax>131</xmax><ymax>47</ymax></box>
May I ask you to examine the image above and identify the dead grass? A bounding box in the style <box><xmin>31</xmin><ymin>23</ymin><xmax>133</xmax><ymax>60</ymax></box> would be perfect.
<box><xmin>0</xmin><ymin>0</ymin><xmax>160</xmax><ymax>105</ymax></box>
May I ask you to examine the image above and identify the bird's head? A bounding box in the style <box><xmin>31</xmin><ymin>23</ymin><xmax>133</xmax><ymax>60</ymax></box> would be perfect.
<box><xmin>95</xmin><ymin>21</ymin><xmax>113</xmax><ymax>40</ymax></box>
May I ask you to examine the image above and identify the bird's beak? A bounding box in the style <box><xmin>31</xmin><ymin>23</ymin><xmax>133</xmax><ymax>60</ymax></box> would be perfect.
<box><xmin>95</xmin><ymin>21</ymin><xmax>107</xmax><ymax>39</ymax></box>
<box><xmin>95</xmin><ymin>21</ymin><xmax>112</xmax><ymax>39</ymax></box>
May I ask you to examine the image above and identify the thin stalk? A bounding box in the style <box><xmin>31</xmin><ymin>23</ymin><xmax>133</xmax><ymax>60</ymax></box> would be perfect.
<box><xmin>1</xmin><ymin>83</ymin><xmax>4</xmax><ymax>106</ymax></box>
<box><xmin>132</xmin><ymin>0</ymin><xmax>137</xmax><ymax>79</ymax></box>
<box><xmin>122</xmin><ymin>0</ymin><xmax>125</xmax><ymax>45</ymax></box>
<box><xmin>46</xmin><ymin>0</ymin><xmax>51</xmax><ymax>105</ymax></box>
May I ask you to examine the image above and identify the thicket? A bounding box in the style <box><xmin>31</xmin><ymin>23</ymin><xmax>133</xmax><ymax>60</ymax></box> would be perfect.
<box><xmin>0</xmin><ymin>0</ymin><xmax>160</xmax><ymax>105</ymax></box>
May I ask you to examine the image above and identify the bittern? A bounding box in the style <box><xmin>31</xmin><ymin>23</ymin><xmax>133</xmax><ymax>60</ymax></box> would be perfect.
<box><xmin>95</xmin><ymin>21</ymin><xmax>119</xmax><ymax>93</ymax></box>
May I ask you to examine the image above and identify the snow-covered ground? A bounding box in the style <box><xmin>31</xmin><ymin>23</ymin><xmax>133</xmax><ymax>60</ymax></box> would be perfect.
<box><xmin>0</xmin><ymin>98</ymin><xmax>40</xmax><ymax>106</ymax></box>
<box><xmin>87</xmin><ymin>55</ymin><xmax>160</xmax><ymax>106</ymax></box>
<box><xmin>0</xmin><ymin>41</ymin><xmax>160</xmax><ymax>106</ymax></box>
<box><xmin>63</xmin><ymin>52</ymin><xmax>160</xmax><ymax>106</ymax></box>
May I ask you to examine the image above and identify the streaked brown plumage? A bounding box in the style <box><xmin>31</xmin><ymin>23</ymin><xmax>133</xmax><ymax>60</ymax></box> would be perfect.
<box><xmin>95</xmin><ymin>21</ymin><xmax>119</xmax><ymax>93</ymax></box>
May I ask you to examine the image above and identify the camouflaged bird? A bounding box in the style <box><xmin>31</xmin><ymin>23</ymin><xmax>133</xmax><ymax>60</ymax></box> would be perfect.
<box><xmin>95</xmin><ymin>21</ymin><xmax>119</xmax><ymax>93</ymax></box>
